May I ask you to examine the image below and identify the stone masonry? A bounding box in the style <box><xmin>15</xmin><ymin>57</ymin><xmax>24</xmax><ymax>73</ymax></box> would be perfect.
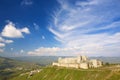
<box><xmin>52</xmin><ymin>56</ymin><xmax>102</xmax><ymax>69</ymax></box>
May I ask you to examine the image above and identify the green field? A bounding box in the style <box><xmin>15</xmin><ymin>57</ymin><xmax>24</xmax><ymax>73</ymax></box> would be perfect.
<box><xmin>11</xmin><ymin>66</ymin><xmax>120</xmax><ymax>80</ymax></box>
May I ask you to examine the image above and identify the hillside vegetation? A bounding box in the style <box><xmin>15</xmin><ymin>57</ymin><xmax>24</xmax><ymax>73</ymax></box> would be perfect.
<box><xmin>11</xmin><ymin>66</ymin><xmax>120</xmax><ymax>80</ymax></box>
<box><xmin>0</xmin><ymin>56</ymin><xmax>40</xmax><ymax>80</ymax></box>
<box><xmin>0</xmin><ymin>56</ymin><xmax>40</xmax><ymax>69</ymax></box>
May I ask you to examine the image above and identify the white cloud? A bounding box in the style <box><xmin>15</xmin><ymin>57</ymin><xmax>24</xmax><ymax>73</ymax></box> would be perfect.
<box><xmin>20</xmin><ymin>27</ymin><xmax>30</xmax><ymax>34</ymax></box>
<box><xmin>28</xmin><ymin>47</ymin><xmax>59</xmax><ymax>55</ymax></box>
<box><xmin>0</xmin><ymin>37</ymin><xmax>13</xmax><ymax>44</ymax></box>
<box><xmin>0</xmin><ymin>37</ymin><xmax>13</xmax><ymax>53</ymax></box>
<box><xmin>75</xmin><ymin>0</ymin><xmax>99</xmax><ymax>7</ymax></box>
<box><xmin>4</xmin><ymin>40</ymin><xmax>13</xmax><ymax>44</ymax></box>
<box><xmin>28</xmin><ymin>32</ymin><xmax>120</xmax><ymax>56</ymax></box>
<box><xmin>27</xmin><ymin>0</ymin><xmax>120</xmax><ymax>56</ymax></box>
<box><xmin>21</xmin><ymin>0</ymin><xmax>33</xmax><ymax>6</ymax></box>
<box><xmin>1</xmin><ymin>21</ymin><xmax>30</xmax><ymax>38</ymax></box>
<box><xmin>0</xmin><ymin>43</ymin><xmax>5</xmax><ymax>47</ymax></box>
<box><xmin>0</xmin><ymin>37</ymin><xmax>13</xmax><ymax>43</ymax></box>
<box><xmin>47</xmin><ymin>0</ymin><xmax>120</xmax><ymax>56</ymax></box>
<box><xmin>0</xmin><ymin>37</ymin><xmax>4</xmax><ymax>42</ymax></box>
<box><xmin>28</xmin><ymin>47</ymin><xmax>81</xmax><ymax>56</ymax></box>
<box><xmin>0</xmin><ymin>21</ymin><xmax>30</xmax><ymax>53</ymax></box>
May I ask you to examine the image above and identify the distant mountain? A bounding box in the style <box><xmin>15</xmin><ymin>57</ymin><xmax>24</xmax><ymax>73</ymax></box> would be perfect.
<box><xmin>0</xmin><ymin>56</ymin><xmax>39</xmax><ymax>70</ymax></box>
<box><xmin>10</xmin><ymin>56</ymin><xmax>59</xmax><ymax>66</ymax></box>
<box><xmin>10</xmin><ymin>56</ymin><xmax>120</xmax><ymax>66</ymax></box>
<box><xmin>90</xmin><ymin>57</ymin><xmax>120</xmax><ymax>64</ymax></box>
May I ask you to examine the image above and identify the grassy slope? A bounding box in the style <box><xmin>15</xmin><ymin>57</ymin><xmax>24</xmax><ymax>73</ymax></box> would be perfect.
<box><xmin>11</xmin><ymin>66</ymin><xmax>120</xmax><ymax>80</ymax></box>
<box><xmin>0</xmin><ymin>56</ymin><xmax>40</xmax><ymax>80</ymax></box>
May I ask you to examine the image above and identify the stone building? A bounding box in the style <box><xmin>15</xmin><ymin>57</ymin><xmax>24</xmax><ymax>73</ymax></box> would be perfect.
<box><xmin>52</xmin><ymin>56</ymin><xmax>102</xmax><ymax>69</ymax></box>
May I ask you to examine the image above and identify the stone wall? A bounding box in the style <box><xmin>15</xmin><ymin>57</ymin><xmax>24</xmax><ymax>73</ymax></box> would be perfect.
<box><xmin>89</xmin><ymin>59</ymin><xmax>103</xmax><ymax>68</ymax></box>
<box><xmin>52</xmin><ymin>56</ymin><xmax>102</xmax><ymax>69</ymax></box>
<box><xmin>58</xmin><ymin>58</ymin><xmax>77</xmax><ymax>64</ymax></box>
<box><xmin>80</xmin><ymin>63</ymin><xmax>88</xmax><ymax>69</ymax></box>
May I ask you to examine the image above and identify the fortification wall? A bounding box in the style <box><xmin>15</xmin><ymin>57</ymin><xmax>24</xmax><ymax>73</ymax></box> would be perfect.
<box><xmin>58</xmin><ymin>58</ymin><xmax>77</xmax><ymax>64</ymax></box>
<box><xmin>52</xmin><ymin>56</ymin><xmax>102</xmax><ymax>69</ymax></box>
<box><xmin>79</xmin><ymin>63</ymin><xmax>88</xmax><ymax>69</ymax></box>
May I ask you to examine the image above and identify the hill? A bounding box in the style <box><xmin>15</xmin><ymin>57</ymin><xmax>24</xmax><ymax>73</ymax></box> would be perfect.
<box><xmin>1</xmin><ymin>56</ymin><xmax>120</xmax><ymax>80</ymax></box>
<box><xmin>0</xmin><ymin>56</ymin><xmax>40</xmax><ymax>80</ymax></box>
<box><xmin>0</xmin><ymin>56</ymin><xmax>40</xmax><ymax>70</ymax></box>
<box><xmin>10</xmin><ymin>66</ymin><xmax>120</xmax><ymax>80</ymax></box>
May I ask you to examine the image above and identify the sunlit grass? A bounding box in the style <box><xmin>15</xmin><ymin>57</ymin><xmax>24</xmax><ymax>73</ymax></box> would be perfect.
<box><xmin>10</xmin><ymin>66</ymin><xmax>120</xmax><ymax>80</ymax></box>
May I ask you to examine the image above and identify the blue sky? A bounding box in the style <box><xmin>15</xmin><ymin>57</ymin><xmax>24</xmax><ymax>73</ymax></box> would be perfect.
<box><xmin>0</xmin><ymin>0</ymin><xmax>120</xmax><ymax>57</ymax></box>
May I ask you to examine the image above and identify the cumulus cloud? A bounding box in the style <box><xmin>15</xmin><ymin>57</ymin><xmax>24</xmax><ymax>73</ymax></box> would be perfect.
<box><xmin>20</xmin><ymin>27</ymin><xmax>30</xmax><ymax>34</ymax></box>
<box><xmin>0</xmin><ymin>37</ymin><xmax>13</xmax><ymax>53</ymax></box>
<box><xmin>47</xmin><ymin>0</ymin><xmax>120</xmax><ymax>56</ymax></box>
<box><xmin>0</xmin><ymin>21</ymin><xmax>30</xmax><ymax>53</ymax></box>
<box><xmin>0</xmin><ymin>37</ymin><xmax>13</xmax><ymax>44</ymax></box>
<box><xmin>1</xmin><ymin>21</ymin><xmax>30</xmax><ymax>38</ymax></box>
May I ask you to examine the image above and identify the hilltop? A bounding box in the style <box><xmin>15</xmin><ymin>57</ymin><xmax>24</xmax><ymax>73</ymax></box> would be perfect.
<box><xmin>10</xmin><ymin>66</ymin><xmax>120</xmax><ymax>80</ymax></box>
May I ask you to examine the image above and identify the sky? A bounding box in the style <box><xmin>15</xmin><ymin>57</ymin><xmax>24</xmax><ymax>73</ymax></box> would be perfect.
<box><xmin>0</xmin><ymin>0</ymin><xmax>120</xmax><ymax>57</ymax></box>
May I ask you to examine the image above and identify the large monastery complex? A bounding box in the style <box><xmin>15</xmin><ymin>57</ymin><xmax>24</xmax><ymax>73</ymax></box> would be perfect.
<box><xmin>52</xmin><ymin>56</ymin><xmax>103</xmax><ymax>69</ymax></box>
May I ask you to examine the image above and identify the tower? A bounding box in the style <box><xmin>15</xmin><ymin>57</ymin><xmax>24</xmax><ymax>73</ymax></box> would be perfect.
<box><xmin>77</xmin><ymin>56</ymin><xmax>82</xmax><ymax>63</ymax></box>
